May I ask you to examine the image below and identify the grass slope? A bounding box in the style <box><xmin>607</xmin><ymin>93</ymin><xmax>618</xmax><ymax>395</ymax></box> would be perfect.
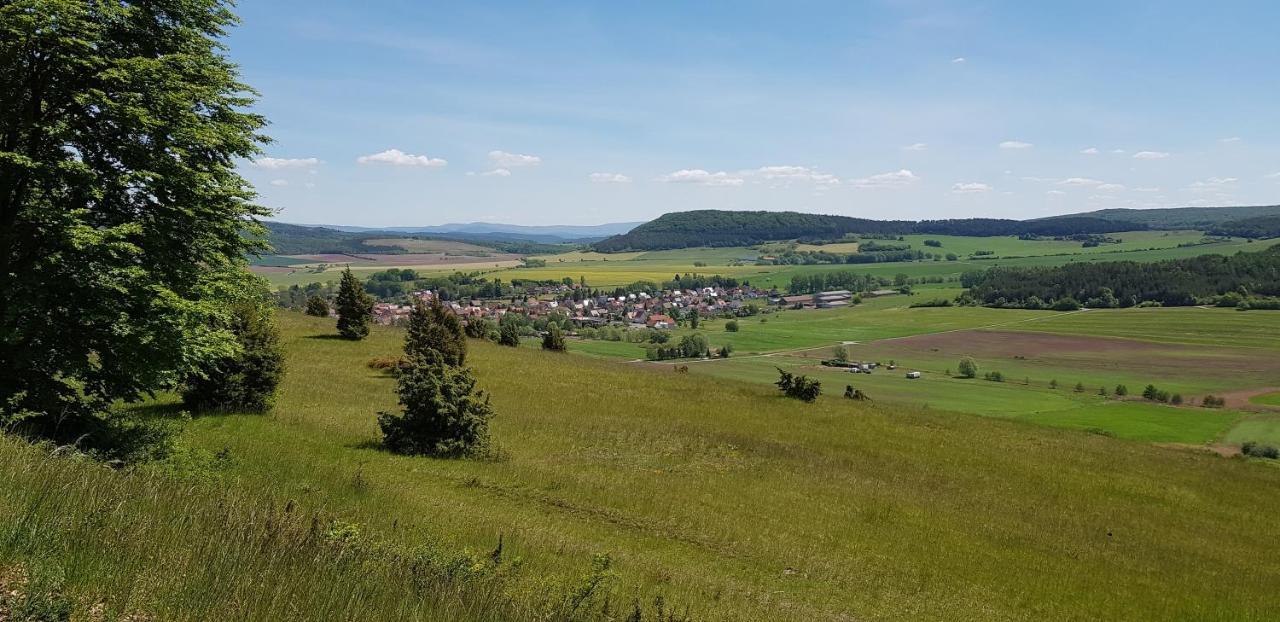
<box><xmin>11</xmin><ymin>313</ymin><xmax>1277</xmax><ymax>620</ymax></box>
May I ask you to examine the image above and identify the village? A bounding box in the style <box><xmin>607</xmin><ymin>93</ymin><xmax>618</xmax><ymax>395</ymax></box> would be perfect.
<box><xmin>367</xmin><ymin>283</ymin><xmax>884</xmax><ymax>330</ymax></box>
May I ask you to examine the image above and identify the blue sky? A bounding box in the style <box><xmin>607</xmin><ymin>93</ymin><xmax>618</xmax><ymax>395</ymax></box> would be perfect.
<box><xmin>231</xmin><ymin>1</ymin><xmax>1280</xmax><ymax>226</ymax></box>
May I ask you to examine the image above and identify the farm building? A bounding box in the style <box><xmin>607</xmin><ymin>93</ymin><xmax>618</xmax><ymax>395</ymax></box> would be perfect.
<box><xmin>816</xmin><ymin>290</ymin><xmax>852</xmax><ymax>308</ymax></box>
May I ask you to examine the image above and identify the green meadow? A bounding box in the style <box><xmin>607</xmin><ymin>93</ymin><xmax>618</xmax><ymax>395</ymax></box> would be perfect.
<box><xmin>9</xmin><ymin>312</ymin><xmax>1280</xmax><ymax>620</ymax></box>
<box><xmin>258</xmin><ymin>230</ymin><xmax>1280</xmax><ymax>291</ymax></box>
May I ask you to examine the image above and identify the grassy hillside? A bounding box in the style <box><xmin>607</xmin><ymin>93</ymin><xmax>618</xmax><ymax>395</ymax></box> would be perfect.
<box><xmin>9</xmin><ymin>312</ymin><xmax>1280</xmax><ymax>620</ymax></box>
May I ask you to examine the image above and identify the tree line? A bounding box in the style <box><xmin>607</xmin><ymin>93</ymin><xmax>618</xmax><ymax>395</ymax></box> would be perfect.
<box><xmin>961</xmin><ymin>246</ymin><xmax>1280</xmax><ymax>309</ymax></box>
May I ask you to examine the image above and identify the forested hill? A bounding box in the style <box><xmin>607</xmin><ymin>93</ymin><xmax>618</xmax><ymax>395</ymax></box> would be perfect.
<box><xmin>591</xmin><ymin>210</ymin><xmax>1142</xmax><ymax>252</ymax></box>
<box><xmin>1051</xmin><ymin>205</ymin><xmax>1280</xmax><ymax>230</ymax></box>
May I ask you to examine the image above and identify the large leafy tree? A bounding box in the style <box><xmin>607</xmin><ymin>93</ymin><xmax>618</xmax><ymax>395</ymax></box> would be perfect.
<box><xmin>0</xmin><ymin>0</ymin><xmax>270</xmax><ymax>444</ymax></box>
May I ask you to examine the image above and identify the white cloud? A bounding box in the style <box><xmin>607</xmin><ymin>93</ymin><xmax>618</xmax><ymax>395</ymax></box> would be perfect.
<box><xmin>903</xmin><ymin>143</ymin><xmax>929</xmax><ymax>151</ymax></box>
<box><xmin>951</xmin><ymin>57</ymin><xmax>966</xmax><ymax>64</ymax></box>
<box><xmin>269</xmin><ymin>179</ymin><xmax>289</xmax><ymax>187</ymax></box>
<box><xmin>588</xmin><ymin>172</ymin><xmax>632</xmax><ymax>184</ymax></box>
<box><xmin>951</xmin><ymin>182</ymin><xmax>992</xmax><ymax>194</ymax></box>
<box><xmin>480</xmin><ymin>168</ymin><xmax>512</xmax><ymax>177</ymax></box>
<box><xmin>488</xmin><ymin>150</ymin><xmax>542</xmax><ymax>167</ymax></box>
<box><xmin>254</xmin><ymin>157</ymin><xmax>320</xmax><ymax>170</ymax></box>
<box><xmin>1188</xmin><ymin>176</ymin><xmax>1238</xmax><ymax>191</ymax></box>
<box><xmin>850</xmin><ymin>169</ymin><xmax>919</xmax><ymax>189</ymax></box>
<box><xmin>1057</xmin><ymin>177</ymin><xmax>1104</xmax><ymax>187</ymax></box>
<box><xmin>749</xmin><ymin>165</ymin><xmax>840</xmax><ymax>186</ymax></box>
<box><xmin>357</xmin><ymin>149</ymin><xmax>447</xmax><ymax>167</ymax></box>
<box><xmin>1080</xmin><ymin>147</ymin><xmax>1099</xmax><ymax>155</ymax></box>
<box><xmin>1111</xmin><ymin>149</ymin><xmax>1126</xmax><ymax>154</ymax></box>
<box><xmin>1097</xmin><ymin>183</ymin><xmax>1126</xmax><ymax>192</ymax></box>
<box><xmin>1265</xmin><ymin>172</ymin><xmax>1280</xmax><ymax>180</ymax></box>
<box><xmin>657</xmin><ymin>169</ymin><xmax>744</xmax><ymax>186</ymax></box>
<box><xmin>253</xmin><ymin>157</ymin><xmax>320</xmax><ymax>170</ymax></box>
<box><xmin>999</xmin><ymin>140</ymin><xmax>1033</xmax><ymax>150</ymax></box>
<box><xmin>1133</xmin><ymin>151</ymin><xmax>1170</xmax><ymax>160</ymax></box>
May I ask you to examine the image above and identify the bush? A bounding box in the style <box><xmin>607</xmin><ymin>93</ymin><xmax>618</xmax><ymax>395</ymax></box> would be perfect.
<box><xmin>1241</xmin><ymin>441</ymin><xmax>1280</xmax><ymax>459</ymax></box>
<box><xmin>725</xmin><ymin>320</ymin><xmax>739</xmax><ymax>332</ymax></box>
<box><xmin>1171</xmin><ymin>393</ymin><xmax>1184</xmax><ymax>405</ymax></box>
<box><xmin>983</xmin><ymin>371</ymin><xmax>1005</xmax><ymax>382</ymax></box>
<box><xmin>464</xmin><ymin>317</ymin><xmax>494</xmax><ymax>339</ymax></box>
<box><xmin>378</xmin><ymin>359</ymin><xmax>494</xmax><ymax>458</ymax></box>
<box><xmin>775</xmin><ymin>368</ymin><xmax>821</xmax><ymax>402</ymax></box>
<box><xmin>1202</xmin><ymin>395</ymin><xmax>1226</xmax><ymax>408</ymax></box>
<box><xmin>497</xmin><ymin>321</ymin><xmax>521</xmax><ymax>347</ymax></box>
<box><xmin>182</xmin><ymin>302</ymin><xmax>286</xmax><ymax>413</ymax></box>
<box><xmin>542</xmin><ymin>324</ymin><xmax>567</xmax><ymax>352</ymax></box>
<box><xmin>367</xmin><ymin>356</ymin><xmax>409</xmax><ymax>373</ymax></box>
<box><xmin>957</xmin><ymin>357</ymin><xmax>978</xmax><ymax>379</ymax></box>
<box><xmin>304</xmin><ymin>295</ymin><xmax>330</xmax><ymax>317</ymax></box>
<box><xmin>1115</xmin><ymin>384</ymin><xmax>1129</xmax><ymax>397</ymax></box>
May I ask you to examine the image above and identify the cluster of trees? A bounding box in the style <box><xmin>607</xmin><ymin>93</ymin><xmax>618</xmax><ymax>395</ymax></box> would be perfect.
<box><xmin>787</xmin><ymin>271</ymin><xmax>888</xmax><ymax>295</ymax></box>
<box><xmin>0</xmin><ymin>0</ymin><xmax>286</xmax><ymax>459</ymax></box>
<box><xmin>364</xmin><ymin>269</ymin><xmax>517</xmax><ymax>301</ymax></box>
<box><xmin>1208</xmin><ymin>215</ymin><xmax>1280</xmax><ymax>240</ymax></box>
<box><xmin>645</xmin><ymin>334</ymin><xmax>711</xmax><ymax>361</ymax></box>
<box><xmin>593</xmin><ymin>210</ymin><xmax>1143</xmax><ymax>252</ymax></box>
<box><xmin>276</xmin><ymin>281</ymin><xmax>339</xmax><ymax>310</ymax></box>
<box><xmin>962</xmin><ymin>246</ymin><xmax>1280</xmax><ymax>308</ymax></box>
<box><xmin>377</xmin><ymin>299</ymin><xmax>494</xmax><ymax>458</ymax></box>
<box><xmin>775</xmin><ymin>369</ymin><xmax>821</xmax><ymax>402</ymax></box>
<box><xmin>663</xmin><ymin>273</ymin><xmax>742</xmax><ymax>290</ymax></box>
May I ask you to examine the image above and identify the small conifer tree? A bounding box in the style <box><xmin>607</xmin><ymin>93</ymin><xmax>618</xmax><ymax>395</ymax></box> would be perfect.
<box><xmin>335</xmin><ymin>267</ymin><xmax>374</xmax><ymax>340</ymax></box>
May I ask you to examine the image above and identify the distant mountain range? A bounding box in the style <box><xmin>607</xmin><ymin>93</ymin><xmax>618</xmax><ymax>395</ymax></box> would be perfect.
<box><xmin>290</xmin><ymin>221</ymin><xmax>643</xmax><ymax>243</ymax></box>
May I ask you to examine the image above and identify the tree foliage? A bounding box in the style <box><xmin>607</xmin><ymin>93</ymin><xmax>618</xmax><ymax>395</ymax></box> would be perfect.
<box><xmin>335</xmin><ymin>267</ymin><xmax>374</xmax><ymax>340</ymax></box>
<box><xmin>497</xmin><ymin>320</ymin><xmax>522</xmax><ymax>347</ymax></box>
<box><xmin>775</xmin><ymin>368</ymin><xmax>821</xmax><ymax>402</ymax></box>
<box><xmin>378</xmin><ymin>359</ymin><xmax>494</xmax><ymax>458</ymax></box>
<box><xmin>379</xmin><ymin>296</ymin><xmax>491</xmax><ymax>457</ymax></box>
<box><xmin>182</xmin><ymin>286</ymin><xmax>285</xmax><ymax>413</ymax></box>
<box><xmin>304</xmin><ymin>295</ymin><xmax>330</xmax><ymax>317</ymax></box>
<box><xmin>963</xmin><ymin>246</ymin><xmax>1280</xmax><ymax>308</ymax></box>
<box><xmin>957</xmin><ymin>358</ymin><xmax>978</xmax><ymax>379</ymax></box>
<box><xmin>542</xmin><ymin>323</ymin><xmax>567</xmax><ymax>352</ymax></box>
<box><xmin>405</xmin><ymin>298</ymin><xmax>466</xmax><ymax>366</ymax></box>
<box><xmin>592</xmin><ymin>210</ymin><xmax>1141</xmax><ymax>252</ymax></box>
<box><xmin>0</xmin><ymin>0</ymin><xmax>270</xmax><ymax>447</ymax></box>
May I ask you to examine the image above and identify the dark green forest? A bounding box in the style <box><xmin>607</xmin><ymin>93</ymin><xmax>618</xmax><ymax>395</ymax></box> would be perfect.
<box><xmin>592</xmin><ymin>210</ymin><xmax>1143</xmax><ymax>252</ymax></box>
<box><xmin>963</xmin><ymin>245</ymin><xmax>1280</xmax><ymax>308</ymax></box>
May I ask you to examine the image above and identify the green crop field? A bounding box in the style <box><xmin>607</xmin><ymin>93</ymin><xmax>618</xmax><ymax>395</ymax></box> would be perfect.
<box><xmin>256</xmin><ymin>230</ymin><xmax>1280</xmax><ymax>292</ymax></box>
<box><xmin>11</xmin><ymin>312</ymin><xmax>1280</xmax><ymax>620</ymax></box>
<box><xmin>564</xmin><ymin>293</ymin><xmax>1280</xmax><ymax>445</ymax></box>
<box><xmin>1251</xmin><ymin>391</ymin><xmax>1280</xmax><ymax>407</ymax></box>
